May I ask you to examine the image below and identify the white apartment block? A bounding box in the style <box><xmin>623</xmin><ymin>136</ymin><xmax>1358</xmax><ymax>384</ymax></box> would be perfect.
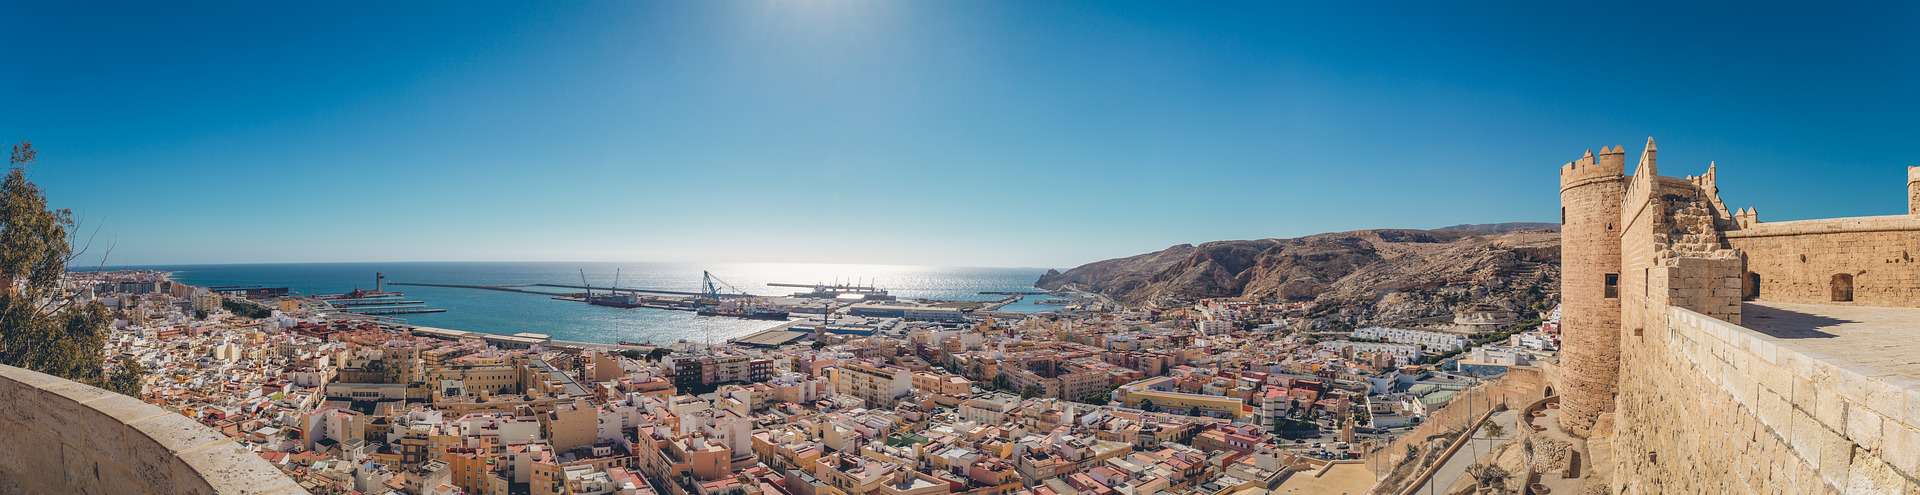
<box><xmin>1352</xmin><ymin>327</ymin><xmax>1470</xmax><ymax>353</ymax></box>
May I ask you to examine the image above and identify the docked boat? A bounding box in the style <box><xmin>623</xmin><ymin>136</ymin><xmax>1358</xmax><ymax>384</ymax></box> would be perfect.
<box><xmin>697</xmin><ymin>300</ymin><xmax>790</xmax><ymax>320</ymax></box>
<box><xmin>587</xmin><ymin>293</ymin><xmax>648</xmax><ymax>308</ymax></box>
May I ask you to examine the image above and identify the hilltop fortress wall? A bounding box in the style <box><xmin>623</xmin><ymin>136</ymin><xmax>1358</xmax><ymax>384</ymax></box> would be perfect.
<box><xmin>1555</xmin><ymin>146</ymin><xmax>1627</xmax><ymax>436</ymax></box>
<box><xmin>0</xmin><ymin>364</ymin><xmax>306</xmax><ymax>495</ymax></box>
<box><xmin>1557</xmin><ymin>139</ymin><xmax>1920</xmax><ymax>493</ymax></box>
<box><xmin>1727</xmin><ymin>213</ymin><xmax>1920</xmax><ymax>307</ymax></box>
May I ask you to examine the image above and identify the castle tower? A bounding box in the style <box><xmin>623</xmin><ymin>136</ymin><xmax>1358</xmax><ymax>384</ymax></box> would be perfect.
<box><xmin>1907</xmin><ymin>166</ymin><xmax>1920</xmax><ymax>215</ymax></box>
<box><xmin>1556</xmin><ymin>142</ymin><xmax>1629</xmax><ymax>436</ymax></box>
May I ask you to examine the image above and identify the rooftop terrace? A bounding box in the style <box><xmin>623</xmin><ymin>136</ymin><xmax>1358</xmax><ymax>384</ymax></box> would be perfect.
<box><xmin>1741</xmin><ymin>301</ymin><xmax>1920</xmax><ymax>381</ymax></box>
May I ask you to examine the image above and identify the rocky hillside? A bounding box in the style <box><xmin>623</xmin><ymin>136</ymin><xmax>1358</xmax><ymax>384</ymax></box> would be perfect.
<box><xmin>1037</xmin><ymin>223</ymin><xmax>1560</xmax><ymax>329</ymax></box>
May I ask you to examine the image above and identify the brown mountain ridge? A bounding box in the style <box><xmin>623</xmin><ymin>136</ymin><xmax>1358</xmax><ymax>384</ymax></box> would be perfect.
<box><xmin>1036</xmin><ymin>223</ymin><xmax>1560</xmax><ymax>329</ymax></box>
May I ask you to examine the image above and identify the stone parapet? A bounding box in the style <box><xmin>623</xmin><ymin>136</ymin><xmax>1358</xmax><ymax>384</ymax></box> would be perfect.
<box><xmin>1612</xmin><ymin>307</ymin><xmax>1919</xmax><ymax>493</ymax></box>
<box><xmin>1723</xmin><ymin>214</ymin><xmax>1920</xmax><ymax>239</ymax></box>
<box><xmin>0</xmin><ymin>364</ymin><xmax>307</xmax><ymax>495</ymax></box>
<box><xmin>1728</xmin><ymin>215</ymin><xmax>1920</xmax><ymax>307</ymax></box>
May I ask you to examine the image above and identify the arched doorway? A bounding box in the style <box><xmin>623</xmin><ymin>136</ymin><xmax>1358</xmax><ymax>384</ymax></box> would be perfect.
<box><xmin>1745</xmin><ymin>272</ymin><xmax>1762</xmax><ymax>301</ymax></box>
<box><xmin>1831</xmin><ymin>274</ymin><xmax>1854</xmax><ymax>302</ymax></box>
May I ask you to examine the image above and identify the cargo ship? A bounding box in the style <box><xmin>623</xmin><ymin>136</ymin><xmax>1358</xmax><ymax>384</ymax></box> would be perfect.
<box><xmin>587</xmin><ymin>293</ymin><xmax>648</xmax><ymax>308</ymax></box>
<box><xmin>696</xmin><ymin>300</ymin><xmax>790</xmax><ymax>320</ymax></box>
<box><xmin>696</xmin><ymin>306</ymin><xmax>791</xmax><ymax>320</ymax></box>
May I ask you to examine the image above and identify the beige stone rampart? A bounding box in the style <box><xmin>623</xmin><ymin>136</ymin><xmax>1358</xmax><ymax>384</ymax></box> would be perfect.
<box><xmin>1560</xmin><ymin>146</ymin><xmax>1627</xmax><ymax>193</ymax></box>
<box><xmin>1557</xmin><ymin>147</ymin><xmax>1627</xmax><ymax>436</ymax></box>
<box><xmin>1610</xmin><ymin>307</ymin><xmax>1920</xmax><ymax>494</ymax></box>
<box><xmin>1908</xmin><ymin>165</ymin><xmax>1920</xmax><ymax>215</ymax></box>
<box><xmin>1727</xmin><ymin>215</ymin><xmax>1920</xmax><ymax>307</ymax></box>
<box><xmin>1365</xmin><ymin>368</ymin><xmax>1545</xmax><ymax>489</ymax></box>
<box><xmin>0</xmin><ymin>364</ymin><xmax>307</xmax><ymax>495</ymax></box>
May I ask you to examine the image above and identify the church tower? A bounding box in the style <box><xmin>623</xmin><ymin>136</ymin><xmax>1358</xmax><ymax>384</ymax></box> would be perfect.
<box><xmin>1556</xmin><ymin>142</ymin><xmax>1630</xmax><ymax>436</ymax></box>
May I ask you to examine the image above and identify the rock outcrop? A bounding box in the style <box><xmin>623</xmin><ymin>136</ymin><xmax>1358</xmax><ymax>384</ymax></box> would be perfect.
<box><xmin>1037</xmin><ymin>223</ymin><xmax>1560</xmax><ymax>329</ymax></box>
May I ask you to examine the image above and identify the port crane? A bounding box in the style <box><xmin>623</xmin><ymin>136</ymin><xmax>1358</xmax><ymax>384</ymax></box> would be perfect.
<box><xmin>701</xmin><ymin>271</ymin><xmax>752</xmax><ymax>301</ymax></box>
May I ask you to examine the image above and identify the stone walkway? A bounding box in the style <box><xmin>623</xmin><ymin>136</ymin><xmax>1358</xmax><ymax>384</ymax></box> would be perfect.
<box><xmin>1415</xmin><ymin>409</ymin><xmax>1520</xmax><ymax>495</ymax></box>
<box><xmin>1742</xmin><ymin>301</ymin><xmax>1920</xmax><ymax>381</ymax></box>
<box><xmin>1526</xmin><ymin>407</ymin><xmax>1588</xmax><ymax>494</ymax></box>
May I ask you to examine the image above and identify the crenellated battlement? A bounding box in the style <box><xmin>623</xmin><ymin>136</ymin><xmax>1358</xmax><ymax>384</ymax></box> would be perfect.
<box><xmin>1560</xmin><ymin>145</ymin><xmax>1628</xmax><ymax>190</ymax></box>
<box><xmin>1554</xmin><ymin>137</ymin><xmax>1920</xmax><ymax>494</ymax></box>
<box><xmin>1731</xmin><ymin>206</ymin><xmax>1760</xmax><ymax>229</ymax></box>
<box><xmin>1908</xmin><ymin>165</ymin><xmax>1920</xmax><ymax>215</ymax></box>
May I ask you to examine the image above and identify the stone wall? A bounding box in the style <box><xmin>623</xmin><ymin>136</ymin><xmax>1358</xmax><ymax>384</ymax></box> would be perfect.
<box><xmin>1609</xmin><ymin>307</ymin><xmax>1919</xmax><ymax>494</ymax></box>
<box><xmin>1727</xmin><ymin>215</ymin><xmax>1920</xmax><ymax>307</ymax></box>
<box><xmin>1556</xmin><ymin>146</ymin><xmax>1627</xmax><ymax>437</ymax></box>
<box><xmin>0</xmin><ymin>364</ymin><xmax>306</xmax><ymax>495</ymax></box>
<box><xmin>1364</xmin><ymin>367</ymin><xmax>1545</xmax><ymax>488</ymax></box>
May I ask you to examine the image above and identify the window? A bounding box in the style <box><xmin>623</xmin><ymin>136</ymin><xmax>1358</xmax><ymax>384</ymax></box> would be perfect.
<box><xmin>1604</xmin><ymin>273</ymin><xmax>1619</xmax><ymax>298</ymax></box>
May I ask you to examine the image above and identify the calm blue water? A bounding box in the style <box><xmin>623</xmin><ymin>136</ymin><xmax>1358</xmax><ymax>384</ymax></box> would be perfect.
<box><xmin>115</xmin><ymin>262</ymin><xmax>1052</xmax><ymax>344</ymax></box>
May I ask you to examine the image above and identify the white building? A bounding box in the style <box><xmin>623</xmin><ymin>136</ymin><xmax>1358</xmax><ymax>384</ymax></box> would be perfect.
<box><xmin>1317</xmin><ymin>340</ymin><xmax>1422</xmax><ymax>363</ymax></box>
<box><xmin>1352</xmin><ymin>327</ymin><xmax>1470</xmax><ymax>353</ymax></box>
<box><xmin>1463</xmin><ymin>345</ymin><xmax>1533</xmax><ymax>367</ymax></box>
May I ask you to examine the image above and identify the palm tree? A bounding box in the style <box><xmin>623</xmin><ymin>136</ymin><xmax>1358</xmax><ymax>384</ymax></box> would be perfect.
<box><xmin>1465</xmin><ymin>463</ymin><xmax>1511</xmax><ymax>493</ymax></box>
<box><xmin>1481</xmin><ymin>421</ymin><xmax>1506</xmax><ymax>440</ymax></box>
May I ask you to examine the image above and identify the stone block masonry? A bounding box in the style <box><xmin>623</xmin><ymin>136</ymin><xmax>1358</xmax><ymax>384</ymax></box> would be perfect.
<box><xmin>1557</xmin><ymin>144</ymin><xmax>1628</xmax><ymax>437</ymax></box>
<box><xmin>1552</xmin><ymin>138</ymin><xmax>1920</xmax><ymax>493</ymax></box>
<box><xmin>1728</xmin><ymin>215</ymin><xmax>1920</xmax><ymax>307</ymax></box>
<box><xmin>1610</xmin><ymin>307</ymin><xmax>1920</xmax><ymax>494</ymax></box>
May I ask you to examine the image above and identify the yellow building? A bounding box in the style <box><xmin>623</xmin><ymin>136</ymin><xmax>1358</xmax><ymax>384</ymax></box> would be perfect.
<box><xmin>911</xmin><ymin>371</ymin><xmax>972</xmax><ymax>406</ymax></box>
<box><xmin>813</xmin><ymin>453</ymin><xmax>950</xmax><ymax>495</ymax></box>
<box><xmin>826</xmin><ymin>361</ymin><xmax>912</xmax><ymax>408</ymax></box>
<box><xmin>542</xmin><ymin>398</ymin><xmax>598</xmax><ymax>452</ymax></box>
<box><xmin>1116</xmin><ymin>377</ymin><xmax>1248</xmax><ymax>419</ymax></box>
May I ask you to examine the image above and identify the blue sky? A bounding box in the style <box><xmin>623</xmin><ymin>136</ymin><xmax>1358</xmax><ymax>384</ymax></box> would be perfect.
<box><xmin>4</xmin><ymin>2</ymin><xmax>1917</xmax><ymax>268</ymax></box>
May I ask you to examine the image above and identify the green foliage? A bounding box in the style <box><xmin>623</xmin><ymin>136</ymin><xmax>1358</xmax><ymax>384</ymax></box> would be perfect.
<box><xmin>105</xmin><ymin>359</ymin><xmax>145</xmax><ymax>397</ymax></box>
<box><xmin>1270</xmin><ymin>417</ymin><xmax>1319</xmax><ymax>438</ymax></box>
<box><xmin>1466</xmin><ymin>463</ymin><xmax>1511</xmax><ymax>489</ymax></box>
<box><xmin>1074</xmin><ymin>388</ymin><xmax>1114</xmax><ymax>405</ymax></box>
<box><xmin>221</xmin><ymin>298</ymin><xmax>271</xmax><ymax>318</ymax></box>
<box><xmin>1480</xmin><ymin>421</ymin><xmax>1505</xmax><ymax>440</ymax></box>
<box><xmin>0</xmin><ymin>141</ymin><xmax>120</xmax><ymax>391</ymax></box>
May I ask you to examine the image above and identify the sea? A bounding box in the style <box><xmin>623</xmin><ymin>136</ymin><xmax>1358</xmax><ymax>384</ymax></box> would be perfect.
<box><xmin>134</xmin><ymin>262</ymin><xmax>1056</xmax><ymax>345</ymax></box>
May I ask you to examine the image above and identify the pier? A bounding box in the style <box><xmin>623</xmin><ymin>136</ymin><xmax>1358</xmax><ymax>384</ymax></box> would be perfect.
<box><xmin>532</xmin><ymin>283</ymin><xmax>750</xmax><ymax>298</ymax></box>
<box><xmin>385</xmin><ymin>282</ymin><xmax>554</xmax><ymax>295</ymax></box>
<box><xmin>344</xmin><ymin>306</ymin><xmax>447</xmax><ymax>315</ymax></box>
<box><xmin>769</xmin><ymin>282</ymin><xmax>893</xmax><ymax>300</ymax></box>
<box><xmin>388</xmin><ymin>281</ymin><xmax>749</xmax><ymax>299</ymax></box>
<box><xmin>327</xmin><ymin>299</ymin><xmax>426</xmax><ymax>307</ymax></box>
